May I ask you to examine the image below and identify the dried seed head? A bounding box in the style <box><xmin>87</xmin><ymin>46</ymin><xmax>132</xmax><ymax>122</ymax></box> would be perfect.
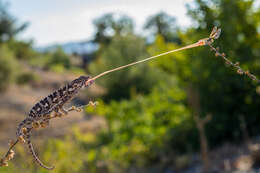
<box><xmin>215</xmin><ymin>52</ymin><xmax>220</xmax><ymax>57</ymax></box>
<box><xmin>234</xmin><ymin>62</ymin><xmax>240</xmax><ymax>66</ymax></box>
<box><xmin>225</xmin><ymin>61</ymin><xmax>231</xmax><ymax>66</ymax></box>
<box><xmin>8</xmin><ymin>140</ymin><xmax>14</xmax><ymax>146</ymax></box>
<box><xmin>237</xmin><ymin>69</ymin><xmax>244</xmax><ymax>75</ymax></box>
<box><xmin>6</xmin><ymin>150</ymin><xmax>15</xmax><ymax>160</ymax></box>
<box><xmin>221</xmin><ymin>53</ymin><xmax>226</xmax><ymax>57</ymax></box>
<box><xmin>0</xmin><ymin>159</ymin><xmax>8</xmax><ymax>167</ymax></box>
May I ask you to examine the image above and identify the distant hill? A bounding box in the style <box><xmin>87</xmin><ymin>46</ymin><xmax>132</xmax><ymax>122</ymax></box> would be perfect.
<box><xmin>37</xmin><ymin>40</ymin><xmax>99</xmax><ymax>55</ymax></box>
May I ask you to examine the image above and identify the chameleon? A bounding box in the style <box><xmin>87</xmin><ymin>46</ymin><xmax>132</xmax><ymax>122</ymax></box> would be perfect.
<box><xmin>16</xmin><ymin>75</ymin><xmax>94</xmax><ymax>170</ymax></box>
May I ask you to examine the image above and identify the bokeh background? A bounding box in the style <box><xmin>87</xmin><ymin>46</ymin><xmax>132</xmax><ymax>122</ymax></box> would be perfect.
<box><xmin>0</xmin><ymin>0</ymin><xmax>260</xmax><ymax>172</ymax></box>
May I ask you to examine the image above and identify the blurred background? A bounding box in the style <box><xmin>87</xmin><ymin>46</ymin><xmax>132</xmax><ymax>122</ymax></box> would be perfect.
<box><xmin>0</xmin><ymin>0</ymin><xmax>259</xmax><ymax>172</ymax></box>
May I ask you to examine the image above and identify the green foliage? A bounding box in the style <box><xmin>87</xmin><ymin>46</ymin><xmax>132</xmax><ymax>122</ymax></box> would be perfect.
<box><xmin>0</xmin><ymin>44</ymin><xmax>18</xmax><ymax>91</ymax></box>
<box><xmin>90</xmin><ymin>34</ymin><xmax>164</xmax><ymax>101</ymax></box>
<box><xmin>16</xmin><ymin>72</ymin><xmax>39</xmax><ymax>85</ymax></box>
<box><xmin>144</xmin><ymin>12</ymin><xmax>180</xmax><ymax>43</ymax></box>
<box><xmin>183</xmin><ymin>0</ymin><xmax>260</xmax><ymax>145</ymax></box>
<box><xmin>147</xmin><ymin>35</ymin><xmax>190</xmax><ymax>76</ymax></box>
<box><xmin>29</xmin><ymin>47</ymin><xmax>71</xmax><ymax>71</ymax></box>
<box><xmin>0</xmin><ymin>0</ymin><xmax>28</xmax><ymax>42</ymax></box>
<box><xmin>84</xmin><ymin>81</ymin><xmax>197</xmax><ymax>172</ymax></box>
<box><xmin>93</xmin><ymin>13</ymin><xmax>134</xmax><ymax>44</ymax></box>
<box><xmin>46</xmin><ymin>47</ymin><xmax>71</xmax><ymax>69</ymax></box>
<box><xmin>7</xmin><ymin>39</ymin><xmax>37</xmax><ymax>60</ymax></box>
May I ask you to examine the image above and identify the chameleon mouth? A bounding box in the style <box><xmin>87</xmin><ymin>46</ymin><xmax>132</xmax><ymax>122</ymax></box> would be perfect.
<box><xmin>85</xmin><ymin>79</ymin><xmax>94</xmax><ymax>87</ymax></box>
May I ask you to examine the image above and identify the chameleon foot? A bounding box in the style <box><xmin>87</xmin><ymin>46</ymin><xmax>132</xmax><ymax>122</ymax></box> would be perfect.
<box><xmin>70</xmin><ymin>106</ymin><xmax>82</xmax><ymax>112</ymax></box>
<box><xmin>53</xmin><ymin>112</ymin><xmax>63</xmax><ymax>118</ymax></box>
<box><xmin>32</xmin><ymin>121</ymin><xmax>40</xmax><ymax>129</ymax></box>
<box><xmin>88</xmin><ymin>101</ymin><xmax>98</xmax><ymax>108</ymax></box>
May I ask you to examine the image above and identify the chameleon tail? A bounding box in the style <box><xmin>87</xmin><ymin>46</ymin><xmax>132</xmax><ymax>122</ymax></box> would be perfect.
<box><xmin>25</xmin><ymin>133</ymin><xmax>55</xmax><ymax>170</ymax></box>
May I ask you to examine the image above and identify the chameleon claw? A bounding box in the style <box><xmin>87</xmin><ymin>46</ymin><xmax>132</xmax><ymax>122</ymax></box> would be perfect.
<box><xmin>71</xmin><ymin>106</ymin><xmax>82</xmax><ymax>112</ymax></box>
<box><xmin>76</xmin><ymin>107</ymin><xmax>82</xmax><ymax>112</ymax></box>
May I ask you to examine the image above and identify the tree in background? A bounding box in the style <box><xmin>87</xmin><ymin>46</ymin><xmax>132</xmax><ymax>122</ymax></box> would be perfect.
<box><xmin>46</xmin><ymin>47</ymin><xmax>71</xmax><ymax>71</ymax></box>
<box><xmin>144</xmin><ymin>12</ymin><xmax>180</xmax><ymax>43</ymax></box>
<box><xmin>93</xmin><ymin>13</ymin><xmax>134</xmax><ymax>45</ymax></box>
<box><xmin>89</xmin><ymin>33</ymin><xmax>164</xmax><ymax>101</ymax></box>
<box><xmin>0</xmin><ymin>1</ymin><xmax>28</xmax><ymax>42</ymax></box>
<box><xmin>0</xmin><ymin>45</ymin><xmax>17</xmax><ymax>91</ymax></box>
<box><xmin>184</xmin><ymin>0</ymin><xmax>260</xmax><ymax>145</ymax></box>
<box><xmin>133</xmin><ymin>0</ymin><xmax>259</xmax><ymax>171</ymax></box>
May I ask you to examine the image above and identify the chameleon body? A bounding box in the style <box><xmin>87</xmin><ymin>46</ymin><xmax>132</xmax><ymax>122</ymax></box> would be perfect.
<box><xmin>16</xmin><ymin>75</ymin><xmax>93</xmax><ymax>170</ymax></box>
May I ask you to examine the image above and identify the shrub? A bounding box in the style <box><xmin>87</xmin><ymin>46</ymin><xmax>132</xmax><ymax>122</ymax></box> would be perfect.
<box><xmin>16</xmin><ymin>72</ymin><xmax>39</xmax><ymax>85</ymax></box>
<box><xmin>46</xmin><ymin>47</ymin><xmax>71</xmax><ymax>69</ymax></box>
<box><xmin>0</xmin><ymin>45</ymin><xmax>18</xmax><ymax>91</ymax></box>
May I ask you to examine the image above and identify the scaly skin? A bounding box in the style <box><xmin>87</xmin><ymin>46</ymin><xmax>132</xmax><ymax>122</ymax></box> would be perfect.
<box><xmin>16</xmin><ymin>76</ymin><xmax>94</xmax><ymax>170</ymax></box>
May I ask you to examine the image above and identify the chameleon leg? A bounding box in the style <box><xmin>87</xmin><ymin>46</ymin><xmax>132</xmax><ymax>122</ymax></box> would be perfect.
<box><xmin>66</xmin><ymin>101</ymin><xmax>98</xmax><ymax>113</ymax></box>
<box><xmin>39</xmin><ymin>114</ymin><xmax>51</xmax><ymax>128</ymax></box>
<box><xmin>60</xmin><ymin>107</ymin><xmax>69</xmax><ymax>115</ymax></box>
<box><xmin>52</xmin><ymin>109</ymin><xmax>67</xmax><ymax>118</ymax></box>
<box><xmin>67</xmin><ymin>106</ymin><xmax>83</xmax><ymax>112</ymax></box>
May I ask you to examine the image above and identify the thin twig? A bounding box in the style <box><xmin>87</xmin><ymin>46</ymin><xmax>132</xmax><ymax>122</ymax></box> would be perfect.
<box><xmin>208</xmin><ymin>44</ymin><xmax>260</xmax><ymax>83</ymax></box>
<box><xmin>3</xmin><ymin>140</ymin><xmax>18</xmax><ymax>158</ymax></box>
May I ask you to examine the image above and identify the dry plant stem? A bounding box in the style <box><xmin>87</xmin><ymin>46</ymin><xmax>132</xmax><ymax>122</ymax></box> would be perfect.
<box><xmin>0</xmin><ymin>139</ymin><xmax>18</xmax><ymax>162</ymax></box>
<box><xmin>91</xmin><ymin>42</ymin><xmax>202</xmax><ymax>81</ymax></box>
<box><xmin>3</xmin><ymin>140</ymin><xmax>18</xmax><ymax>159</ymax></box>
<box><xmin>208</xmin><ymin>44</ymin><xmax>260</xmax><ymax>83</ymax></box>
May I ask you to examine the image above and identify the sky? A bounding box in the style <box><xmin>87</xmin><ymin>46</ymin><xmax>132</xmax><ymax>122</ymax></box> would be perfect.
<box><xmin>7</xmin><ymin>0</ymin><xmax>193</xmax><ymax>46</ymax></box>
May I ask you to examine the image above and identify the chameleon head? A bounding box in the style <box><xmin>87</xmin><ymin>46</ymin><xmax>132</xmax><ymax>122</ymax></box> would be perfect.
<box><xmin>72</xmin><ymin>76</ymin><xmax>94</xmax><ymax>89</ymax></box>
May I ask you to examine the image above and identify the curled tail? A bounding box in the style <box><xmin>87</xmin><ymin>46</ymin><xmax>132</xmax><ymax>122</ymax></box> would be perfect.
<box><xmin>25</xmin><ymin>133</ymin><xmax>55</xmax><ymax>170</ymax></box>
